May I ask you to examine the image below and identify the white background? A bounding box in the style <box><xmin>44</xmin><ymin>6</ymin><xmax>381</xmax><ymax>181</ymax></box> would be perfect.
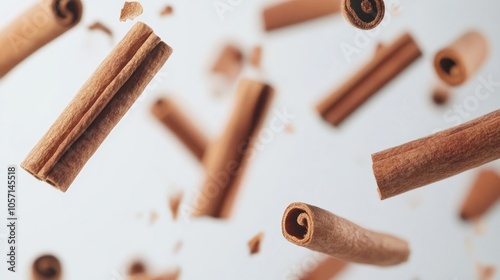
<box><xmin>1</xmin><ymin>0</ymin><xmax>500</xmax><ymax>279</ymax></box>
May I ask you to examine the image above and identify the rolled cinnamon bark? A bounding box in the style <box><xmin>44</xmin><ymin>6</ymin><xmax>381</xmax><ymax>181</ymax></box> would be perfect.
<box><xmin>22</xmin><ymin>22</ymin><xmax>173</xmax><ymax>192</ymax></box>
<box><xmin>151</xmin><ymin>97</ymin><xmax>209</xmax><ymax>161</ymax></box>
<box><xmin>32</xmin><ymin>255</ymin><xmax>62</xmax><ymax>280</ymax></box>
<box><xmin>373</xmin><ymin>110</ymin><xmax>500</xmax><ymax>200</ymax></box>
<box><xmin>341</xmin><ymin>0</ymin><xmax>385</xmax><ymax>30</ymax></box>
<box><xmin>460</xmin><ymin>169</ymin><xmax>500</xmax><ymax>220</ymax></box>
<box><xmin>317</xmin><ymin>32</ymin><xmax>421</xmax><ymax>126</ymax></box>
<box><xmin>282</xmin><ymin>202</ymin><xmax>410</xmax><ymax>266</ymax></box>
<box><xmin>192</xmin><ymin>79</ymin><xmax>274</xmax><ymax>218</ymax></box>
<box><xmin>434</xmin><ymin>31</ymin><xmax>489</xmax><ymax>86</ymax></box>
<box><xmin>263</xmin><ymin>0</ymin><xmax>342</xmax><ymax>31</ymax></box>
<box><xmin>0</xmin><ymin>0</ymin><xmax>82</xmax><ymax>78</ymax></box>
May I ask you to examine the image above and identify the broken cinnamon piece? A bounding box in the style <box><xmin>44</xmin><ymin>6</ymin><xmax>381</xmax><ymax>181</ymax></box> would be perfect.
<box><xmin>128</xmin><ymin>261</ymin><xmax>147</xmax><ymax>275</ymax></box>
<box><xmin>432</xmin><ymin>84</ymin><xmax>451</xmax><ymax>105</ymax></box>
<box><xmin>248</xmin><ymin>232</ymin><xmax>264</xmax><ymax>255</ymax></box>
<box><xmin>250</xmin><ymin>46</ymin><xmax>262</xmax><ymax>68</ymax></box>
<box><xmin>317</xmin><ymin>32</ymin><xmax>421</xmax><ymax>126</ymax></box>
<box><xmin>434</xmin><ymin>31</ymin><xmax>489</xmax><ymax>86</ymax></box>
<box><xmin>342</xmin><ymin>0</ymin><xmax>385</xmax><ymax>30</ymax></box>
<box><xmin>460</xmin><ymin>169</ymin><xmax>500</xmax><ymax>220</ymax></box>
<box><xmin>32</xmin><ymin>255</ymin><xmax>62</xmax><ymax>280</ymax></box>
<box><xmin>120</xmin><ymin>2</ymin><xmax>144</xmax><ymax>22</ymax></box>
<box><xmin>476</xmin><ymin>263</ymin><xmax>496</xmax><ymax>280</ymax></box>
<box><xmin>151</xmin><ymin>97</ymin><xmax>209</xmax><ymax>162</ymax></box>
<box><xmin>150</xmin><ymin>211</ymin><xmax>158</xmax><ymax>224</ymax></box>
<box><xmin>263</xmin><ymin>0</ymin><xmax>342</xmax><ymax>31</ymax></box>
<box><xmin>282</xmin><ymin>202</ymin><xmax>410</xmax><ymax>266</ymax></box>
<box><xmin>88</xmin><ymin>21</ymin><xmax>113</xmax><ymax>38</ymax></box>
<box><xmin>160</xmin><ymin>5</ymin><xmax>174</xmax><ymax>16</ymax></box>
<box><xmin>299</xmin><ymin>256</ymin><xmax>348</xmax><ymax>280</ymax></box>
<box><xmin>211</xmin><ymin>44</ymin><xmax>244</xmax><ymax>81</ymax></box>
<box><xmin>169</xmin><ymin>192</ymin><xmax>183</xmax><ymax>220</ymax></box>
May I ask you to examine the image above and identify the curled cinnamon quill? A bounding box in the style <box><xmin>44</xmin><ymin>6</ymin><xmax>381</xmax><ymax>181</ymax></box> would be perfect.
<box><xmin>32</xmin><ymin>255</ymin><xmax>62</xmax><ymax>280</ymax></box>
<box><xmin>22</xmin><ymin>22</ymin><xmax>173</xmax><ymax>192</ymax></box>
<box><xmin>342</xmin><ymin>0</ymin><xmax>385</xmax><ymax>30</ymax></box>
<box><xmin>0</xmin><ymin>0</ymin><xmax>82</xmax><ymax>78</ymax></box>
<box><xmin>434</xmin><ymin>31</ymin><xmax>489</xmax><ymax>86</ymax></box>
<box><xmin>282</xmin><ymin>202</ymin><xmax>410</xmax><ymax>266</ymax></box>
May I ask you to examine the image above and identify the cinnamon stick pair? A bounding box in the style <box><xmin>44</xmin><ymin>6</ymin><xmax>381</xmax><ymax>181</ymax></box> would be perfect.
<box><xmin>460</xmin><ymin>169</ymin><xmax>500</xmax><ymax>221</ymax></box>
<box><xmin>317</xmin><ymin>32</ymin><xmax>421</xmax><ymax>126</ymax></box>
<box><xmin>151</xmin><ymin>98</ymin><xmax>209</xmax><ymax>161</ymax></box>
<box><xmin>22</xmin><ymin>22</ymin><xmax>173</xmax><ymax>192</ymax></box>
<box><xmin>263</xmin><ymin>0</ymin><xmax>342</xmax><ymax>31</ymax></box>
<box><xmin>32</xmin><ymin>255</ymin><xmax>61</xmax><ymax>280</ymax></box>
<box><xmin>373</xmin><ymin>110</ymin><xmax>500</xmax><ymax>200</ymax></box>
<box><xmin>282</xmin><ymin>202</ymin><xmax>410</xmax><ymax>266</ymax></box>
<box><xmin>434</xmin><ymin>31</ymin><xmax>489</xmax><ymax>86</ymax></box>
<box><xmin>192</xmin><ymin>79</ymin><xmax>274</xmax><ymax>218</ymax></box>
<box><xmin>0</xmin><ymin>0</ymin><xmax>82</xmax><ymax>78</ymax></box>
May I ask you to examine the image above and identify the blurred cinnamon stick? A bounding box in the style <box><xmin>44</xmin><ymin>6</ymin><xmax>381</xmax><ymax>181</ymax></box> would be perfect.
<box><xmin>0</xmin><ymin>0</ymin><xmax>82</xmax><ymax>78</ymax></box>
<box><xmin>434</xmin><ymin>31</ymin><xmax>489</xmax><ymax>86</ymax></box>
<box><xmin>192</xmin><ymin>79</ymin><xmax>274</xmax><ymax>218</ymax></box>
<box><xmin>263</xmin><ymin>0</ymin><xmax>342</xmax><ymax>31</ymax></box>
<box><xmin>32</xmin><ymin>255</ymin><xmax>62</xmax><ymax>280</ymax></box>
<box><xmin>22</xmin><ymin>22</ymin><xmax>173</xmax><ymax>192</ymax></box>
<box><xmin>460</xmin><ymin>169</ymin><xmax>500</xmax><ymax>220</ymax></box>
<box><xmin>373</xmin><ymin>110</ymin><xmax>500</xmax><ymax>200</ymax></box>
<box><xmin>282</xmin><ymin>202</ymin><xmax>410</xmax><ymax>266</ymax></box>
<box><xmin>317</xmin><ymin>32</ymin><xmax>421</xmax><ymax>126</ymax></box>
<box><xmin>151</xmin><ymin>97</ymin><xmax>209</xmax><ymax>161</ymax></box>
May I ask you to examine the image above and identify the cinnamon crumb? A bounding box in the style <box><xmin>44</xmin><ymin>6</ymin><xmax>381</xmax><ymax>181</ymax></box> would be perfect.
<box><xmin>250</xmin><ymin>46</ymin><xmax>262</xmax><ymax>68</ymax></box>
<box><xmin>120</xmin><ymin>2</ymin><xmax>144</xmax><ymax>22</ymax></box>
<box><xmin>160</xmin><ymin>5</ymin><xmax>174</xmax><ymax>16</ymax></box>
<box><xmin>248</xmin><ymin>232</ymin><xmax>264</xmax><ymax>255</ymax></box>
<box><xmin>150</xmin><ymin>211</ymin><xmax>158</xmax><ymax>225</ymax></box>
<box><xmin>284</xmin><ymin>123</ymin><xmax>295</xmax><ymax>134</ymax></box>
<box><xmin>169</xmin><ymin>192</ymin><xmax>183</xmax><ymax>220</ymax></box>
<box><xmin>88</xmin><ymin>21</ymin><xmax>113</xmax><ymax>38</ymax></box>
<box><xmin>173</xmin><ymin>241</ymin><xmax>182</xmax><ymax>254</ymax></box>
<box><xmin>476</xmin><ymin>263</ymin><xmax>496</xmax><ymax>280</ymax></box>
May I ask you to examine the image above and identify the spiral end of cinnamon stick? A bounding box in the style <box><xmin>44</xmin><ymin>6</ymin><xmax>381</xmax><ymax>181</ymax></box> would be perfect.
<box><xmin>434</xmin><ymin>51</ymin><xmax>466</xmax><ymax>86</ymax></box>
<box><xmin>32</xmin><ymin>255</ymin><xmax>62</xmax><ymax>280</ymax></box>
<box><xmin>342</xmin><ymin>0</ymin><xmax>385</xmax><ymax>30</ymax></box>
<box><xmin>282</xmin><ymin>202</ymin><xmax>314</xmax><ymax>246</ymax></box>
<box><xmin>54</xmin><ymin>0</ymin><xmax>83</xmax><ymax>26</ymax></box>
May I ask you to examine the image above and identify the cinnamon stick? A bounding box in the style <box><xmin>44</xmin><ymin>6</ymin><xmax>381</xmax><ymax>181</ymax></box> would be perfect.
<box><xmin>372</xmin><ymin>110</ymin><xmax>500</xmax><ymax>200</ymax></box>
<box><xmin>151</xmin><ymin>97</ymin><xmax>209</xmax><ymax>161</ymax></box>
<box><xmin>341</xmin><ymin>0</ymin><xmax>385</xmax><ymax>30</ymax></box>
<box><xmin>460</xmin><ymin>169</ymin><xmax>500</xmax><ymax>220</ymax></box>
<box><xmin>299</xmin><ymin>257</ymin><xmax>348</xmax><ymax>280</ymax></box>
<box><xmin>263</xmin><ymin>0</ymin><xmax>342</xmax><ymax>31</ymax></box>
<box><xmin>192</xmin><ymin>79</ymin><xmax>274</xmax><ymax>218</ymax></box>
<box><xmin>21</xmin><ymin>22</ymin><xmax>173</xmax><ymax>192</ymax></box>
<box><xmin>32</xmin><ymin>254</ymin><xmax>62</xmax><ymax>280</ymax></box>
<box><xmin>282</xmin><ymin>202</ymin><xmax>410</xmax><ymax>266</ymax></box>
<box><xmin>434</xmin><ymin>31</ymin><xmax>489</xmax><ymax>86</ymax></box>
<box><xmin>0</xmin><ymin>0</ymin><xmax>82</xmax><ymax>78</ymax></box>
<box><xmin>316</xmin><ymin>32</ymin><xmax>421</xmax><ymax>126</ymax></box>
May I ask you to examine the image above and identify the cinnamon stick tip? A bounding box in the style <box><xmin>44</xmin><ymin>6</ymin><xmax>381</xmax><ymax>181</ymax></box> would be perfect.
<box><xmin>54</xmin><ymin>0</ymin><xmax>84</xmax><ymax>26</ymax></box>
<box><xmin>342</xmin><ymin>0</ymin><xmax>385</xmax><ymax>30</ymax></box>
<box><xmin>433</xmin><ymin>51</ymin><xmax>467</xmax><ymax>86</ymax></box>
<box><xmin>282</xmin><ymin>202</ymin><xmax>314</xmax><ymax>246</ymax></box>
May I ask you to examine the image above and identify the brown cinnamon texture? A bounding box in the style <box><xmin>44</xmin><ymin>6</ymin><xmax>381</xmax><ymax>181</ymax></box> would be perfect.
<box><xmin>434</xmin><ymin>31</ymin><xmax>489</xmax><ymax>86</ymax></box>
<box><xmin>373</xmin><ymin>110</ymin><xmax>500</xmax><ymax>200</ymax></box>
<box><xmin>263</xmin><ymin>0</ymin><xmax>342</xmax><ymax>31</ymax></box>
<box><xmin>211</xmin><ymin>44</ymin><xmax>244</xmax><ymax>81</ymax></box>
<box><xmin>460</xmin><ymin>169</ymin><xmax>500</xmax><ymax>220</ymax></box>
<box><xmin>22</xmin><ymin>22</ymin><xmax>173</xmax><ymax>192</ymax></box>
<box><xmin>299</xmin><ymin>257</ymin><xmax>348</xmax><ymax>280</ymax></box>
<box><xmin>151</xmin><ymin>97</ymin><xmax>209</xmax><ymax>161</ymax></box>
<box><xmin>282</xmin><ymin>202</ymin><xmax>410</xmax><ymax>266</ymax></box>
<box><xmin>31</xmin><ymin>255</ymin><xmax>62</xmax><ymax>280</ymax></box>
<box><xmin>192</xmin><ymin>79</ymin><xmax>274</xmax><ymax>218</ymax></box>
<box><xmin>342</xmin><ymin>0</ymin><xmax>385</xmax><ymax>30</ymax></box>
<box><xmin>317</xmin><ymin>32</ymin><xmax>421</xmax><ymax>126</ymax></box>
<box><xmin>0</xmin><ymin>0</ymin><xmax>82</xmax><ymax>78</ymax></box>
